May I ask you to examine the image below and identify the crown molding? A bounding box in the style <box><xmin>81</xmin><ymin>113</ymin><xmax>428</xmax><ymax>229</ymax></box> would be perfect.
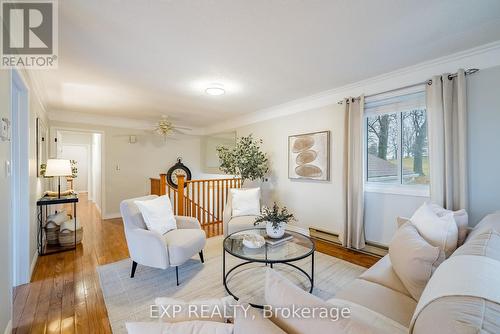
<box><xmin>202</xmin><ymin>40</ymin><xmax>500</xmax><ymax>134</ymax></box>
<box><xmin>47</xmin><ymin>110</ymin><xmax>204</xmax><ymax>134</ymax></box>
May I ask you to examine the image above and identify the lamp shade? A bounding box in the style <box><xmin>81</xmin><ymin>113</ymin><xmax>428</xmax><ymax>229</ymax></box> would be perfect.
<box><xmin>45</xmin><ymin>159</ymin><xmax>72</xmax><ymax>177</ymax></box>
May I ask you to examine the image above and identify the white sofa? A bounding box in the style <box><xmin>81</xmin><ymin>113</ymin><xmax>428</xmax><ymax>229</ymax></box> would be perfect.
<box><xmin>127</xmin><ymin>212</ymin><xmax>500</xmax><ymax>333</ymax></box>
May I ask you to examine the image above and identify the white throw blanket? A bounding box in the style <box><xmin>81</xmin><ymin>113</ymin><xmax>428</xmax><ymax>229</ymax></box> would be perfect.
<box><xmin>409</xmin><ymin>255</ymin><xmax>500</xmax><ymax>333</ymax></box>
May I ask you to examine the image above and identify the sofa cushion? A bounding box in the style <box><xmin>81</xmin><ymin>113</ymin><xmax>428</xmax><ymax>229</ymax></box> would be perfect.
<box><xmin>335</xmin><ymin>278</ymin><xmax>417</xmax><ymax>327</ymax></box>
<box><xmin>154</xmin><ymin>296</ymin><xmax>235</xmax><ymax>323</ymax></box>
<box><xmin>389</xmin><ymin>223</ymin><xmax>445</xmax><ymax>301</ymax></box>
<box><xmin>359</xmin><ymin>255</ymin><xmax>412</xmax><ymax>298</ymax></box>
<box><xmin>466</xmin><ymin>212</ymin><xmax>500</xmax><ymax>242</ymax></box>
<box><xmin>234</xmin><ymin>303</ymin><xmax>286</xmax><ymax>334</ymax></box>
<box><xmin>413</xmin><ymin>295</ymin><xmax>500</xmax><ymax>334</ymax></box>
<box><xmin>453</xmin><ymin>229</ymin><xmax>500</xmax><ymax>260</ymax></box>
<box><xmin>264</xmin><ymin>269</ymin><xmax>339</xmax><ymax>333</ymax></box>
<box><xmin>126</xmin><ymin>321</ymin><xmax>233</xmax><ymax>334</ymax></box>
<box><xmin>163</xmin><ymin>229</ymin><xmax>206</xmax><ymax>266</ymax></box>
<box><xmin>227</xmin><ymin>215</ymin><xmax>260</xmax><ymax>236</ymax></box>
<box><xmin>411</xmin><ymin>202</ymin><xmax>458</xmax><ymax>257</ymax></box>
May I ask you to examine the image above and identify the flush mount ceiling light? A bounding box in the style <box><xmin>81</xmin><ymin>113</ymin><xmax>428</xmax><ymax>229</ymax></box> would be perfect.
<box><xmin>205</xmin><ymin>83</ymin><xmax>225</xmax><ymax>96</ymax></box>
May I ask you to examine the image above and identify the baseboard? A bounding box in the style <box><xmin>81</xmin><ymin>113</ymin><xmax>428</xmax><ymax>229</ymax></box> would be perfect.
<box><xmin>102</xmin><ymin>212</ymin><xmax>121</xmax><ymax>220</ymax></box>
<box><xmin>4</xmin><ymin>320</ymin><xmax>12</xmax><ymax>334</ymax></box>
<box><xmin>30</xmin><ymin>252</ymin><xmax>38</xmax><ymax>281</ymax></box>
<box><xmin>286</xmin><ymin>225</ymin><xmax>310</xmax><ymax>236</ymax></box>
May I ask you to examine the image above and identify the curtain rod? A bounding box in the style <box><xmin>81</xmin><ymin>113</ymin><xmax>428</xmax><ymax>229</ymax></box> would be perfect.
<box><xmin>337</xmin><ymin>68</ymin><xmax>479</xmax><ymax>105</ymax></box>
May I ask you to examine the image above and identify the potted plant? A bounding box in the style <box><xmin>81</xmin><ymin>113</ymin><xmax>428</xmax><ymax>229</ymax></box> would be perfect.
<box><xmin>216</xmin><ymin>134</ymin><xmax>269</xmax><ymax>186</ymax></box>
<box><xmin>255</xmin><ymin>202</ymin><xmax>296</xmax><ymax>238</ymax></box>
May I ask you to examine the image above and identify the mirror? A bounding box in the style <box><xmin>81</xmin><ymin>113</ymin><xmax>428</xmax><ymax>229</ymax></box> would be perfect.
<box><xmin>36</xmin><ymin>118</ymin><xmax>48</xmax><ymax>177</ymax></box>
<box><xmin>201</xmin><ymin>131</ymin><xmax>236</xmax><ymax>174</ymax></box>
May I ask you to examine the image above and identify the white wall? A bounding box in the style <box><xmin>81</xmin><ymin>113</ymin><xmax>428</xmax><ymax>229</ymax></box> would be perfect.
<box><xmin>467</xmin><ymin>65</ymin><xmax>500</xmax><ymax>225</ymax></box>
<box><xmin>57</xmin><ymin>131</ymin><xmax>93</xmax><ymax>192</ymax></box>
<box><xmin>60</xmin><ymin>145</ymin><xmax>89</xmax><ymax>192</ymax></box>
<box><xmin>0</xmin><ymin>70</ymin><xmax>13</xmax><ymax>334</ymax></box>
<box><xmin>50</xmin><ymin>121</ymin><xmax>203</xmax><ymax>218</ymax></box>
<box><xmin>236</xmin><ymin>105</ymin><xmax>347</xmax><ymax>234</ymax></box>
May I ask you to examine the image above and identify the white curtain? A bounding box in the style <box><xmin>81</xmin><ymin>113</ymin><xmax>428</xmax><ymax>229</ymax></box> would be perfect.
<box><xmin>342</xmin><ymin>96</ymin><xmax>366</xmax><ymax>249</ymax></box>
<box><xmin>426</xmin><ymin>69</ymin><xmax>468</xmax><ymax>210</ymax></box>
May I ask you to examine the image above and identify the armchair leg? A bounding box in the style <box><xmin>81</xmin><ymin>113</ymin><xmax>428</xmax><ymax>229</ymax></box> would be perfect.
<box><xmin>175</xmin><ymin>266</ymin><xmax>179</xmax><ymax>286</ymax></box>
<box><xmin>131</xmin><ymin>261</ymin><xmax>138</xmax><ymax>278</ymax></box>
<box><xmin>199</xmin><ymin>250</ymin><xmax>204</xmax><ymax>263</ymax></box>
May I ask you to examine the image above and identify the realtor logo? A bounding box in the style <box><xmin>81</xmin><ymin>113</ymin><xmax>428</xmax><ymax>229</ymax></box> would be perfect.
<box><xmin>1</xmin><ymin>0</ymin><xmax>58</xmax><ymax>68</ymax></box>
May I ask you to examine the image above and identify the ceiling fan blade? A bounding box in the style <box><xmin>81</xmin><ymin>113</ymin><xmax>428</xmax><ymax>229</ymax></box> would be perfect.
<box><xmin>173</xmin><ymin>125</ymin><xmax>192</xmax><ymax>130</ymax></box>
<box><xmin>171</xmin><ymin>128</ymin><xmax>188</xmax><ymax>135</ymax></box>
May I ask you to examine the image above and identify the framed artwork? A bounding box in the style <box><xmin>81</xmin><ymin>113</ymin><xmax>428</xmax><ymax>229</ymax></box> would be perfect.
<box><xmin>36</xmin><ymin>118</ymin><xmax>48</xmax><ymax>177</ymax></box>
<box><xmin>288</xmin><ymin>130</ymin><xmax>330</xmax><ymax>181</ymax></box>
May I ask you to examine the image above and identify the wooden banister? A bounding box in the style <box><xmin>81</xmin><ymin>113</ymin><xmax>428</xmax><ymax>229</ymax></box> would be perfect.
<box><xmin>177</xmin><ymin>175</ymin><xmax>185</xmax><ymax>216</ymax></box>
<box><xmin>150</xmin><ymin>175</ymin><xmax>242</xmax><ymax>236</ymax></box>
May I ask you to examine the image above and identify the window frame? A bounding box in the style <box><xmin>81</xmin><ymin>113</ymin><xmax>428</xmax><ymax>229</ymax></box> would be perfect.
<box><xmin>364</xmin><ymin>90</ymin><xmax>430</xmax><ymax>197</ymax></box>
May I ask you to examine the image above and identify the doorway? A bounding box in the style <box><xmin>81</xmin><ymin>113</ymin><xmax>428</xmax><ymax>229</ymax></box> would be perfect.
<box><xmin>53</xmin><ymin>129</ymin><xmax>104</xmax><ymax>213</ymax></box>
<box><xmin>11</xmin><ymin>70</ymin><xmax>30</xmax><ymax>286</ymax></box>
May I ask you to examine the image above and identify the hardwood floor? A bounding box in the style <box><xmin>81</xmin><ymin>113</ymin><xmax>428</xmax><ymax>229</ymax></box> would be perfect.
<box><xmin>13</xmin><ymin>195</ymin><xmax>380</xmax><ymax>333</ymax></box>
<box><xmin>13</xmin><ymin>194</ymin><xmax>125</xmax><ymax>334</ymax></box>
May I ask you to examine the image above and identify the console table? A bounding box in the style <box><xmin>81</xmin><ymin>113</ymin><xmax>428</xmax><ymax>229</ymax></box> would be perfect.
<box><xmin>37</xmin><ymin>194</ymin><xmax>78</xmax><ymax>256</ymax></box>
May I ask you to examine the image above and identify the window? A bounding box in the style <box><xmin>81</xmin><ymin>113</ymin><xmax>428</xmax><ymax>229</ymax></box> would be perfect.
<box><xmin>365</xmin><ymin>88</ymin><xmax>429</xmax><ymax>192</ymax></box>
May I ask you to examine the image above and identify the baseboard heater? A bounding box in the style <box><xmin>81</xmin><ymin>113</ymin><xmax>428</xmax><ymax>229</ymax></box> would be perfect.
<box><xmin>309</xmin><ymin>227</ymin><xmax>387</xmax><ymax>257</ymax></box>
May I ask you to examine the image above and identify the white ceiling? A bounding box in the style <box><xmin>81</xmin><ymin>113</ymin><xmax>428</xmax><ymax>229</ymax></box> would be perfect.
<box><xmin>38</xmin><ymin>0</ymin><xmax>500</xmax><ymax>128</ymax></box>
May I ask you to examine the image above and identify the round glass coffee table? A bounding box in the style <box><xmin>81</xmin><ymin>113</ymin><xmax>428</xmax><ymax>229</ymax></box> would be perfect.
<box><xmin>223</xmin><ymin>228</ymin><xmax>315</xmax><ymax>308</ymax></box>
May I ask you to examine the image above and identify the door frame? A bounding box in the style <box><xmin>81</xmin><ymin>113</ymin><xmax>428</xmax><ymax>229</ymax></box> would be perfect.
<box><xmin>50</xmin><ymin>127</ymin><xmax>106</xmax><ymax>216</ymax></box>
<box><xmin>10</xmin><ymin>69</ymin><xmax>30</xmax><ymax>286</ymax></box>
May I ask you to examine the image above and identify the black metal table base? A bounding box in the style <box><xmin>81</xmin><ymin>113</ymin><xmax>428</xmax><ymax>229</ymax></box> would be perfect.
<box><xmin>223</xmin><ymin>249</ymin><xmax>315</xmax><ymax>309</ymax></box>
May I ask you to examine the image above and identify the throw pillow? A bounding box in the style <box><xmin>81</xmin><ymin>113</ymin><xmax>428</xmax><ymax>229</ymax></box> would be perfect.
<box><xmin>154</xmin><ymin>296</ymin><xmax>236</xmax><ymax>323</ymax></box>
<box><xmin>429</xmin><ymin>203</ymin><xmax>469</xmax><ymax>247</ymax></box>
<box><xmin>126</xmin><ymin>321</ymin><xmax>234</xmax><ymax>334</ymax></box>
<box><xmin>411</xmin><ymin>202</ymin><xmax>458</xmax><ymax>257</ymax></box>
<box><xmin>134</xmin><ymin>195</ymin><xmax>176</xmax><ymax>235</ymax></box>
<box><xmin>230</xmin><ymin>188</ymin><xmax>260</xmax><ymax>217</ymax></box>
<box><xmin>234</xmin><ymin>303</ymin><xmax>286</xmax><ymax>334</ymax></box>
<box><xmin>389</xmin><ymin>223</ymin><xmax>445</xmax><ymax>300</ymax></box>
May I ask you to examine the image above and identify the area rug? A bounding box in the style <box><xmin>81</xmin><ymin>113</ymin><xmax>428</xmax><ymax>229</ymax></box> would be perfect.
<box><xmin>96</xmin><ymin>236</ymin><xmax>365</xmax><ymax>333</ymax></box>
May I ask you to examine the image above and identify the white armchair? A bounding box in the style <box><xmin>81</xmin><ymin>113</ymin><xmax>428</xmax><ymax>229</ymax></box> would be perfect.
<box><xmin>120</xmin><ymin>195</ymin><xmax>206</xmax><ymax>285</ymax></box>
<box><xmin>223</xmin><ymin>189</ymin><xmax>262</xmax><ymax>237</ymax></box>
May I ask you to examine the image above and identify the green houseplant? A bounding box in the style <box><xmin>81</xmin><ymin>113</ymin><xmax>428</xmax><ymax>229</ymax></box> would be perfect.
<box><xmin>216</xmin><ymin>134</ymin><xmax>269</xmax><ymax>185</ymax></box>
<box><xmin>255</xmin><ymin>202</ymin><xmax>296</xmax><ymax>238</ymax></box>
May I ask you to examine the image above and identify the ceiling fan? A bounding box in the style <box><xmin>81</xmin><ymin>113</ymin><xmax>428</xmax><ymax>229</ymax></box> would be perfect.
<box><xmin>153</xmin><ymin>115</ymin><xmax>192</xmax><ymax>140</ymax></box>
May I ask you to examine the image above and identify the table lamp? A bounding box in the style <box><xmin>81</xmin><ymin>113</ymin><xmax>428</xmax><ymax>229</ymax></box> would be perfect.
<box><xmin>45</xmin><ymin>159</ymin><xmax>73</xmax><ymax>198</ymax></box>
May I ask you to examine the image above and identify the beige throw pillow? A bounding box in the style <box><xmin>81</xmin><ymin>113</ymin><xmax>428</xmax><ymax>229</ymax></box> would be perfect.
<box><xmin>429</xmin><ymin>203</ymin><xmax>469</xmax><ymax>247</ymax></box>
<box><xmin>411</xmin><ymin>202</ymin><xmax>458</xmax><ymax>257</ymax></box>
<box><xmin>389</xmin><ymin>223</ymin><xmax>445</xmax><ymax>301</ymax></box>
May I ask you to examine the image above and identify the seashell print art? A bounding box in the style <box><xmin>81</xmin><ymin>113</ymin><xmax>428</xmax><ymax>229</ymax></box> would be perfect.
<box><xmin>292</xmin><ymin>136</ymin><xmax>315</xmax><ymax>153</ymax></box>
<box><xmin>296</xmin><ymin>150</ymin><xmax>317</xmax><ymax>164</ymax></box>
<box><xmin>295</xmin><ymin>164</ymin><xmax>323</xmax><ymax>178</ymax></box>
<box><xmin>289</xmin><ymin>131</ymin><xmax>330</xmax><ymax>181</ymax></box>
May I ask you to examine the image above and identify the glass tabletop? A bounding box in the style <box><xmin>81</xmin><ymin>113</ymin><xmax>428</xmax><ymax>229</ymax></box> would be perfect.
<box><xmin>223</xmin><ymin>228</ymin><xmax>315</xmax><ymax>263</ymax></box>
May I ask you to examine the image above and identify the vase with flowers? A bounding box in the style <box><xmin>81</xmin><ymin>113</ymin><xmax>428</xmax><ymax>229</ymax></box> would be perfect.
<box><xmin>255</xmin><ymin>202</ymin><xmax>296</xmax><ymax>238</ymax></box>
